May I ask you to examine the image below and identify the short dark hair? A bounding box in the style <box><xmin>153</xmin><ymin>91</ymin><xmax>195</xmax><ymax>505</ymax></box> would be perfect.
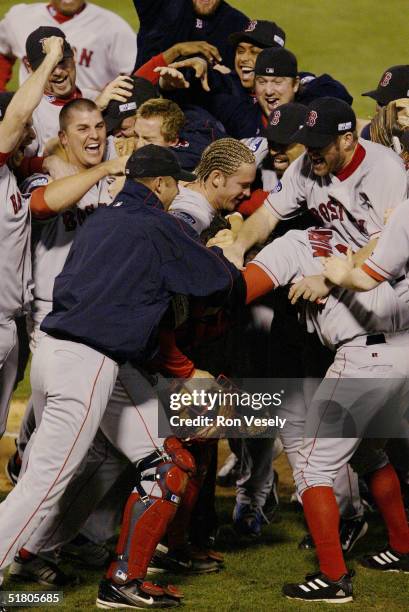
<box><xmin>59</xmin><ymin>98</ymin><xmax>100</xmax><ymax>131</ymax></box>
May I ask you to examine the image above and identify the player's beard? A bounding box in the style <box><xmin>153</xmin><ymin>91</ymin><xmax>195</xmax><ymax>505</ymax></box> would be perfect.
<box><xmin>192</xmin><ymin>0</ymin><xmax>221</xmax><ymax>16</ymax></box>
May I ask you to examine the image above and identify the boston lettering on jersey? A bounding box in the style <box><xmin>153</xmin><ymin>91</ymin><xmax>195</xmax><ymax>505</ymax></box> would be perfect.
<box><xmin>307</xmin><ymin>228</ymin><xmax>347</xmax><ymax>258</ymax></box>
<box><xmin>62</xmin><ymin>203</ymin><xmax>106</xmax><ymax>232</ymax></box>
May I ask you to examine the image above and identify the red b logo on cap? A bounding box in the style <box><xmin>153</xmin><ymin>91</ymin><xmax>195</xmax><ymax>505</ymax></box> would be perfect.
<box><xmin>271</xmin><ymin>110</ymin><xmax>281</xmax><ymax>126</ymax></box>
<box><xmin>380</xmin><ymin>71</ymin><xmax>392</xmax><ymax>87</ymax></box>
<box><xmin>306</xmin><ymin>110</ymin><xmax>318</xmax><ymax>127</ymax></box>
<box><xmin>245</xmin><ymin>20</ymin><xmax>257</xmax><ymax>32</ymax></box>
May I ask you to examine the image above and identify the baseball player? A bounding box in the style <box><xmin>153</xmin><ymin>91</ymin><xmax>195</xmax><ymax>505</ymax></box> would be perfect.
<box><xmin>239</xmin><ymin>219</ymin><xmax>409</xmax><ymax>602</ymax></box>
<box><xmin>23</xmin><ymin>26</ymin><xmax>135</xmax><ymax>156</ymax></box>
<box><xmin>0</xmin><ymin>146</ymin><xmax>243</xmax><ymax>609</ymax></box>
<box><xmin>0</xmin><ymin>34</ymin><xmax>92</xmax><ymax>438</ymax></box>
<box><xmin>134</xmin><ymin>0</ymin><xmax>248</xmax><ymax>70</ymax></box>
<box><xmin>322</xmin><ymin>198</ymin><xmax>409</xmax><ymax>291</ymax></box>
<box><xmin>0</xmin><ymin>0</ymin><xmax>136</xmax><ymax>94</ymax></box>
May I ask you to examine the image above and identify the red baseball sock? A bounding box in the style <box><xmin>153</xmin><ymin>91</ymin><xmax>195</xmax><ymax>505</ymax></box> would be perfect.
<box><xmin>368</xmin><ymin>463</ymin><xmax>409</xmax><ymax>553</ymax></box>
<box><xmin>302</xmin><ymin>486</ymin><xmax>348</xmax><ymax>581</ymax></box>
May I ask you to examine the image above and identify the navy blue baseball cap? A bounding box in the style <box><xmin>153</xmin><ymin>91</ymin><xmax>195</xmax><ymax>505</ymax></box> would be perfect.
<box><xmin>103</xmin><ymin>77</ymin><xmax>159</xmax><ymax>134</ymax></box>
<box><xmin>362</xmin><ymin>65</ymin><xmax>409</xmax><ymax>106</ymax></box>
<box><xmin>262</xmin><ymin>103</ymin><xmax>307</xmax><ymax>144</ymax></box>
<box><xmin>229</xmin><ymin>20</ymin><xmax>286</xmax><ymax>49</ymax></box>
<box><xmin>26</xmin><ymin>26</ymin><xmax>73</xmax><ymax>70</ymax></box>
<box><xmin>126</xmin><ymin>145</ymin><xmax>196</xmax><ymax>182</ymax></box>
<box><xmin>291</xmin><ymin>97</ymin><xmax>356</xmax><ymax>148</ymax></box>
<box><xmin>255</xmin><ymin>47</ymin><xmax>297</xmax><ymax>78</ymax></box>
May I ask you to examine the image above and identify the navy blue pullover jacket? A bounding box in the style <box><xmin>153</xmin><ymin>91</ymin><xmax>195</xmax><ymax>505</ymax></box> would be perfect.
<box><xmin>134</xmin><ymin>0</ymin><xmax>248</xmax><ymax>70</ymax></box>
<box><xmin>42</xmin><ymin>181</ymin><xmax>240</xmax><ymax>364</ymax></box>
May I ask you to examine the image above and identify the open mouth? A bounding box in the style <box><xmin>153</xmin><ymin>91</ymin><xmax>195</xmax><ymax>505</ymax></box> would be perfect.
<box><xmin>265</xmin><ymin>97</ymin><xmax>280</xmax><ymax>112</ymax></box>
<box><xmin>52</xmin><ymin>75</ymin><xmax>69</xmax><ymax>87</ymax></box>
<box><xmin>84</xmin><ymin>143</ymin><xmax>101</xmax><ymax>156</ymax></box>
<box><xmin>239</xmin><ymin>66</ymin><xmax>254</xmax><ymax>81</ymax></box>
<box><xmin>273</xmin><ymin>155</ymin><xmax>289</xmax><ymax>170</ymax></box>
<box><xmin>310</xmin><ymin>156</ymin><xmax>326</xmax><ymax>171</ymax></box>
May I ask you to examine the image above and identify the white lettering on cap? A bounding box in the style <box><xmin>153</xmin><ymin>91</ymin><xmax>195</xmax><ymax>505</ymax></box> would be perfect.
<box><xmin>274</xmin><ymin>34</ymin><xmax>284</xmax><ymax>47</ymax></box>
<box><xmin>119</xmin><ymin>102</ymin><xmax>137</xmax><ymax>113</ymax></box>
<box><xmin>266</xmin><ymin>67</ymin><xmax>275</xmax><ymax>74</ymax></box>
<box><xmin>338</xmin><ymin>122</ymin><xmax>352</xmax><ymax>131</ymax></box>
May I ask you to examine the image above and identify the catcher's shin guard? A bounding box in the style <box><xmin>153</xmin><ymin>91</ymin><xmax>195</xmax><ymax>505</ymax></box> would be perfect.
<box><xmin>107</xmin><ymin>438</ymin><xmax>195</xmax><ymax>583</ymax></box>
<box><xmin>167</xmin><ymin>442</ymin><xmax>213</xmax><ymax>550</ymax></box>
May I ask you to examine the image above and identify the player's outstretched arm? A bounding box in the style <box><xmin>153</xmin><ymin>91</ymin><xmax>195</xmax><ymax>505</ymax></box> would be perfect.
<box><xmin>208</xmin><ymin>206</ymin><xmax>279</xmax><ymax>269</ymax></box>
<box><xmin>34</xmin><ymin>156</ymin><xmax>129</xmax><ymax>214</ymax></box>
<box><xmin>323</xmin><ymin>249</ymin><xmax>379</xmax><ymax>292</ymax></box>
<box><xmin>0</xmin><ymin>37</ymin><xmax>64</xmax><ymax>154</ymax></box>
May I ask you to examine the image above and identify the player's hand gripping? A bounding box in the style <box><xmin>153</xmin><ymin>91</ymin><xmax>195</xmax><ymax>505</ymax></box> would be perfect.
<box><xmin>96</xmin><ymin>76</ymin><xmax>134</xmax><ymax>111</ymax></box>
<box><xmin>42</xmin><ymin>36</ymin><xmax>64</xmax><ymax>66</ymax></box>
<box><xmin>154</xmin><ymin>66</ymin><xmax>190</xmax><ymax>90</ymax></box>
<box><xmin>169</xmin><ymin>41</ymin><xmax>222</xmax><ymax>64</ymax></box>
<box><xmin>168</xmin><ymin>57</ymin><xmax>210</xmax><ymax>92</ymax></box>
<box><xmin>288</xmin><ymin>275</ymin><xmax>333</xmax><ymax>305</ymax></box>
<box><xmin>322</xmin><ymin>248</ymin><xmax>354</xmax><ymax>286</ymax></box>
<box><xmin>103</xmin><ymin>155</ymin><xmax>130</xmax><ymax>176</ymax></box>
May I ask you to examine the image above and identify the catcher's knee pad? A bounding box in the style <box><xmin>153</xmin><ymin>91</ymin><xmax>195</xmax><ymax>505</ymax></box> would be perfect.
<box><xmin>107</xmin><ymin>440</ymin><xmax>195</xmax><ymax>583</ymax></box>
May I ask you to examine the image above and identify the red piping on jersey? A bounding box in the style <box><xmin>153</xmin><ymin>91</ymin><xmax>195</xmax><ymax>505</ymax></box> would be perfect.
<box><xmin>47</xmin><ymin>3</ymin><xmax>86</xmax><ymax>24</ymax></box>
<box><xmin>261</xmin><ymin>114</ymin><xmax>268</xmax><ymax>128</ymax></box>
<box><xmin>335</xmin><ymin>143</ymin><xmax>366</xmax><ymax>182</ymax></box>
<box><xmin>43</xmin><ymin>87</ymin><xmax>82</xmax><ymax>107</ymax></box>
<box><xmin>361</xmin><ymin>262</ymin><xmax>387</xmax><ymax>282</ymax></box>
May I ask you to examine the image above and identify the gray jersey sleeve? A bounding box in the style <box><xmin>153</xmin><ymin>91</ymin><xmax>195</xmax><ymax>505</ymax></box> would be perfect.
<box><xmin>364</xmin><ymin>199</ymin><xmax>409</xmax><ymax>280</ymax></box>
<box><xmin>251</xmin><ymin>233</ymin><xmax>303</xmax><ymax>287</ymax></box>
<box><xmin>263</xmin><ymin>153</ymin><xmax>307</xmax><ymax>220</ymax></box>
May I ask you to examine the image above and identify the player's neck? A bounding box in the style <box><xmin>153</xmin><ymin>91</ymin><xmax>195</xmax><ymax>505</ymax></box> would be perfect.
<box><xmin>187</xmin><ymin>180</ymin><xmax>218</xmax><ymax>209</ymax></box>
<box><xmin>339</xmin><ymin>141</ymin><xmax>359</xmax><ymax>172</ymax></box>
<box><xmin>47</xmin><ymin>3</ymin><xmax>86</xmax><ymax>24</ymax></box>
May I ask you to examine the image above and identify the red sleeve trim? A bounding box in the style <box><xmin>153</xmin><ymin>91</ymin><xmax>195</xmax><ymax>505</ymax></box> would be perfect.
<box><xmin>0</xmin><ymin>55</ymin><xmax>15</xmax><ymax>91</ymax></box>
<box><xmin>237</xmin><ymin>189</ymin><xmax>268</xmax><ymax>217</ymax></box>
<box><xmin>361</xmin><ymin>263</ymin><xmax>386</xmax><ymax>282</ymax></box>
<box><xmin>30</xmin><ymin>186</ymin><xmax>56</xmax><ymax>220</ymax></box>
<box><xmin>134</xmin><ymin>52</ymin><xmax>168</xmax><ymax>86</ymax></box>
<box><xmin>156</xmin><ymin>329</ymin><xmax>195</xmax><ymax>378</ymax></box>
<box><xmin>242</xmin><ymin>263</ymin><xmax>275</xmax><ymax>304</ymax></box>
<box><xmin>0</xmin><ymin>151</ymin><xmax>11</xmax><ymax>167</ymax></box>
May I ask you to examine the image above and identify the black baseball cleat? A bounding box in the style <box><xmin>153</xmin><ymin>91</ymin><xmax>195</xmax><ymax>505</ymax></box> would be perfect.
<box><xmin>360</xmin><ymin>548</ymin><xmax>409</xmax><ymax>573</ymax></box>
<box><xmin>298</xmin><ymin>517</ymin><xmax>368</xmax><ymax>553</ymax></box>
<box><xmin>4</xmin><ymin>450</ymin><xmax>21</xmax><ymax>486</ymax></box>
<box><xmin>340</xmin><ymin>517</ymin><xmax>368</xmax><ymax>553</ymax></box>
<box><xmin>283</xmin><ymin>571</ymin><xmax>353</xmax><ymax>603</ymax></box>
<box><xmin>148</xmin><ymin>546</ymin><xmax>219</xmax><ymax>575</ymax></box>
<box><xmin>298</xmin><ymin>533</ymin><xmax>314</xmax><ymax>550</ymax></box>
<box><xmin>96</xmin><ymin>578</ymin><xmax>181</xmax><ymax>609</ymax></box>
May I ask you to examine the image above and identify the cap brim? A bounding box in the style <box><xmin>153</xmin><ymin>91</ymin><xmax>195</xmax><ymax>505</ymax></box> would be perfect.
<box><xmin>261</xmin><ymin>124</ymin><xmax>292</xmax><ymax>144</ymax></box>
<box><xmin>289</xmin><ymin>126</ymin><xmax>334</xmax><ymax>148</ymax></box>
<box><xmin>228</xmin><ymin>32</ymin><xmax>271</xmax><ymax>48</ymax></box>
<box><xmin>173</xmin><ymin>170</ymin><xmax>197</xmax><ymax>182</ymax></box>
<box><xmin>361</xmin><ymin>89</ymin><xmax>382</xmax><ymax>101</ymax></box>
<box><xmin>103</xmin><ymin>114</ymin><xmax>121</xmax><ymax>135</ymax></box>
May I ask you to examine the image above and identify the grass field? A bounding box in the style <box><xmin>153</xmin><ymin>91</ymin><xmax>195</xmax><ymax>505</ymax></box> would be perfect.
<box><xmin>1</xmin><ymin>0</ymin><xmax>409</xmax><ymax>610</ymax></box>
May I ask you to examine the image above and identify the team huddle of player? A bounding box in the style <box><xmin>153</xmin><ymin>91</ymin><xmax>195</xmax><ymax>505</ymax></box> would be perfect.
<box><xmin>0</xmin><ymin>0</ymin><xmax>409</xmax><ymax>609</ymax></box>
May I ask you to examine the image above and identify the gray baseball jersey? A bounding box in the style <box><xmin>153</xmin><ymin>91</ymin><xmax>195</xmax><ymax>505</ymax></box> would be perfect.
<box><xmin>264</xmin><ymin>139</ymin><xmax>407</xmax><ymax>249</ymax></box>
<box><xmin>169</xmin><ymin>185</ymin><xmax>215</xmax><ymax>235</ymax></box>
<box><xmin>26</xmin><ymin>172</ymin><xmax>112</xmax><ymax>326</ymax></box>
<box><xmin>0</xmin><ymin>154</ymin><xmax>32</xmax><ymax>323</ymax></box>
<box><xmin>252</xmin><ymin>227</ymin><xmax>409</xmax><ymax>351</ymax></box>
<box><xmin>363</xmin><ymin>198</ymin><xmax>409</xmax><ymax>282</ymax></box>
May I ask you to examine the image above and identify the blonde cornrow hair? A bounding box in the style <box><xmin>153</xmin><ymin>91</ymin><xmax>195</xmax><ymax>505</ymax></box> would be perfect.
<box><xmin>195</xmin><ymin>138</ymin><xmax>255</xmax><ymax>181</ymax></box>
